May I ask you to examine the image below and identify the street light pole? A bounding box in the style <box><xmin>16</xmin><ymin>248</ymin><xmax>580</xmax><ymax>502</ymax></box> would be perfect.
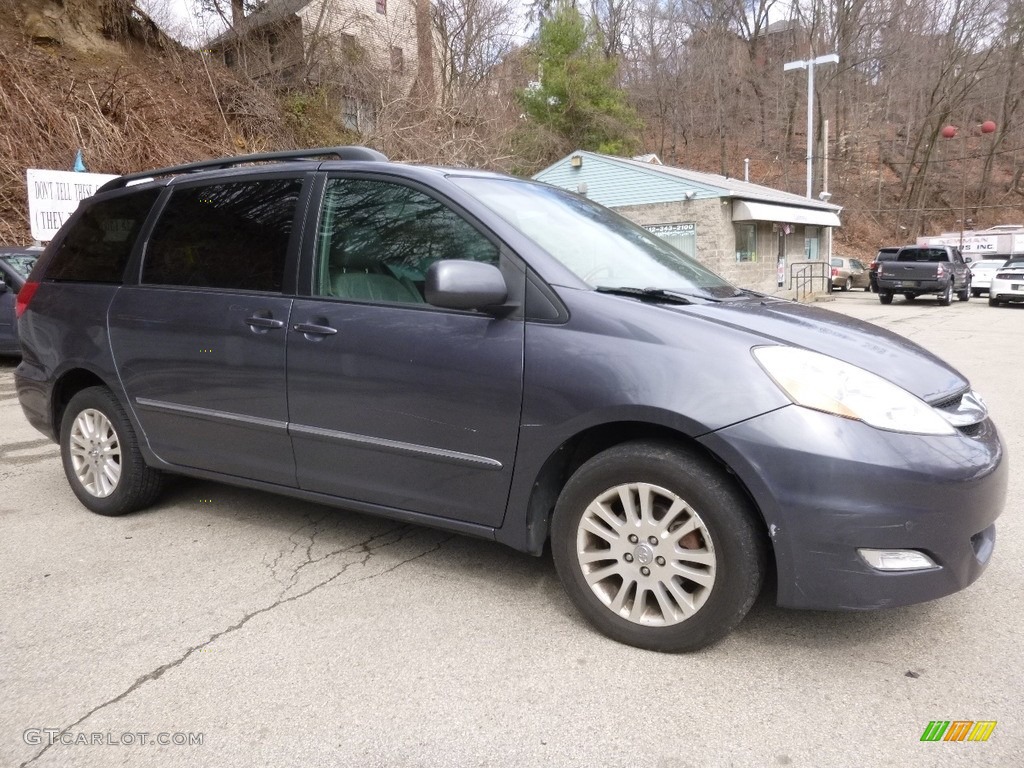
<box><xmin>784</xmin><ymin>53</ymin><xmax>839</xmax><ymax>199</ymax></box>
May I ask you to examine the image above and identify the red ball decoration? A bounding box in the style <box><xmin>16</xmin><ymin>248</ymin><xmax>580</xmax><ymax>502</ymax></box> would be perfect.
<box><xmin>941</xmin><ymin>125</ymin><xmax>958</xmax><ymax>139</ymax></box>
<box><xmin>980</xmin><ymin>120</ymin><xmax>997</xmax><ymax>134</ymax></box>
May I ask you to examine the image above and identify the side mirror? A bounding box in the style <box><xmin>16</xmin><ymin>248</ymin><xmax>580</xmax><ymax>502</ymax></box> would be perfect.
<box><xmin>425</xmin><ymin>260</ymin><xmax>508</xmax><ymax>311</ymax></box>
<box><xmin>964</xmin><ymin>257</ymin><xmax>973</xmax><ymax>263</ymax></box>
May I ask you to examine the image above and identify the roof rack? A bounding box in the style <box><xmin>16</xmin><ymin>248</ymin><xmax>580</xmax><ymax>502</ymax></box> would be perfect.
<box><xmin>97</xmin><ymin>146</ymin><xmax>389</xmax><ymax>193</ymax></box>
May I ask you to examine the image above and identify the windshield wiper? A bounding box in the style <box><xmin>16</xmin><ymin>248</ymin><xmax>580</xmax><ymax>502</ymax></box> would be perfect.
<box><xmin>595</xmin><ymin>286</ymin><xmax>716</xmax><ymax>304</ymax></box>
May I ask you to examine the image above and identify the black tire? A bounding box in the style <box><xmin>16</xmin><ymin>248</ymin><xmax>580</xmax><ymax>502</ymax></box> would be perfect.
<box><xmin>958</xmin><ymin>281</ymin><xmax>970</xmax><ymax>301</ymax></box>
<box><xmin>842</xmin><ymin>278</ymin><xmax>852</xmax><ymax>292</ymax></box>
<box><xmin>60</xmin><ymin>386</ymin><xmax>163</xmax><ymax>516</ymax></box>
<box><xmin>971</xmin><ymin>289</ymin><xmax>981</xmax><ymax>298</ymax></box>
<box><xmin>864</xmin><ymin>285</ymin><xmax>871</xmax><ymax>292</ymax></box>
<box><xmin>904</xmin><ymin>293</ymin><xmax>916</xmax><ymax>301</ymax></box>
<box><xmin>879</xmin><ymin>291</ymin><xmax>893</xmax><ymax>305</ymax></box>
<box><xmin>937</xmin><ymin>281</ymin><xmax>953</xmax><ymax>306</ymax></box>
<box><xmin>989</xmin><ymin>295</ymin><xmax>1000</xmax><ymax>307</ymax></box>
<box><xmin>551</xmin><ymin>441</ymin><xmax>766</xmax><ymax>652</ymax></box>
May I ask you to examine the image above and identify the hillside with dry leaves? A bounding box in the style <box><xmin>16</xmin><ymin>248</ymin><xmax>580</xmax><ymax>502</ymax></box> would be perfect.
<box><xmin>1</xmin><ymin>0</ymin><xmax>1021</xmax><ymax>254</ymax></box>
<box><xmin>0</xmin><ymin>0</ymin><xmax>295</xmax><ymax>243</ymax></box>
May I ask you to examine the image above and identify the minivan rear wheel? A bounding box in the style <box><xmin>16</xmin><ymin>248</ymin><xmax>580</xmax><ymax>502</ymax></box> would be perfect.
<box><xmin>60</xmin><ymin>387</ymin><xmax>163</xmax><ymax>516</ymax></box>
<box><xmin>551</xmin><ymin>442</ymin><xmax>766</xmax><ymax>652</ymax></box>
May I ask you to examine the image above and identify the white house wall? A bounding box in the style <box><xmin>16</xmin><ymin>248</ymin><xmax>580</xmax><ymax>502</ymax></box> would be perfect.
<box><xmin>298</xmin><ymin>0</ymin><xmax>418</xmax><ymax>80</ymax></box>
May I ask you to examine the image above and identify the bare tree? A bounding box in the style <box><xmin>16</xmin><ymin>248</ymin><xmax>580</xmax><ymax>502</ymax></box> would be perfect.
<box><xmin>432</xmin><ymin>0</ymin><xmax>521</xmax><ymax>106</ymax></box>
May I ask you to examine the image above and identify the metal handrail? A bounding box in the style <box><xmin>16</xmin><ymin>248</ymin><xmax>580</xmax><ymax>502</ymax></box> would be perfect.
<box><xmin>790</xmin><ymin>261</ymin><xmax>830</xmax><ymax>301</ymax></box>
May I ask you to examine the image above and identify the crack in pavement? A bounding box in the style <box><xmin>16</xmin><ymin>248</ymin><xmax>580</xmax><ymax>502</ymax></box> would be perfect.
<box><xmin>261</xmin><ymin>511</ymin><xmax>332</xmax><ymax>589</ymax></box>
<box><xmin>283</xmin><ymin>521</ymin><xmax>415</xmax><ymax>595</ymax></box>
<box><xmin>18</xmin><ymin>527</ymin><xmax>455</xmax><ymax>768</ymax></box>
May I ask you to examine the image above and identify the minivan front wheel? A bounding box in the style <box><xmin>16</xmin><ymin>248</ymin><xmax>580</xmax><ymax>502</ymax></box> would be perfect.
<box><xmin>60</xmin><ymin>387</ymin><xmax>163</xmax><ymax>516</ymax></box>
<box><xmin>551</xmin><ymin>442</ymin><xmax>766</xmax><ymax>652</ymax></box>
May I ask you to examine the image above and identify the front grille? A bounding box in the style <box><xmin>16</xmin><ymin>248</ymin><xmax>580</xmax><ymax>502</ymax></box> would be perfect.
<box><xmin>931</xmin><ymin>392</ymin><xmax>964</xmax><ymax>410</ymax></box>
<box><xmin>931</xmin><ymin>389</ymin><xmax>988</xmax><ymax>435</ymax></box>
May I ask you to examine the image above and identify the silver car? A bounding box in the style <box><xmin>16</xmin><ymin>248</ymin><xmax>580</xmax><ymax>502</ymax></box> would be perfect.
<box><xmin>969</xmin><ymin>258</ymin><xmax>1008</xmax><ymax>297</ymax></box>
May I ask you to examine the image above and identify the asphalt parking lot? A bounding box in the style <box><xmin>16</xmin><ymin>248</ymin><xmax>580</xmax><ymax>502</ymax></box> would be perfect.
<box><xmin>2</xmin><ymin>290</ymin><xmax>1021</xmax><ymax>767</ymax></box>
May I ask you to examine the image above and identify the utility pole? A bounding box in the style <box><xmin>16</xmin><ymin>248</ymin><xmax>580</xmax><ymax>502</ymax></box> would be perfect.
<box><xmin>784</xmin><ymin>53</ymin><xmax>839</xmax><ymax>199</ymax></box>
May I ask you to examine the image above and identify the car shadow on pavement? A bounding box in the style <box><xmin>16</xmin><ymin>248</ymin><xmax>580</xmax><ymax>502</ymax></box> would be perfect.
<box><xmin>151</xmin><ymin>476</ymin><xmax>942</xmax><ymax>654</ymax></box>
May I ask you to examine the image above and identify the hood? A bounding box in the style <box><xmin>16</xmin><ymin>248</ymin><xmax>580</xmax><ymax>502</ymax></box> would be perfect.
<box><xmin>679</xmin><ymin>296</ymin><xmax>968</xmax><ymax>403</ymax></box>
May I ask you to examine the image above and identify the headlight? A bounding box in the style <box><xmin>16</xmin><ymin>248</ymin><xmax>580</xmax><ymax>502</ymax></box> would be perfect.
<box><xmin>752</xmin><ymin>346</ymin><xmax>956</xmax><ymax>435</ymax></box>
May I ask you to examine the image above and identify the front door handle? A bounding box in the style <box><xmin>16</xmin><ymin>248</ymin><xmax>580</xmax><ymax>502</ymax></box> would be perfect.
<box><xmin>293</xmin><ymin>322</ymin><xmax>338</xmax><ymax>336</ymax></box>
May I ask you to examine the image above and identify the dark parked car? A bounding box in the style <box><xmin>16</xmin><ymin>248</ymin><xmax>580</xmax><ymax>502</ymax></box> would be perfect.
<box><xmin>876</xmin><ymin>245</ymin><xmax>972</xmax><ymax>304</ymax></box>
<box><xmin>0</xmin><ymin>246</ymin><xmax>41</xmax><ymax>355</ymax></box>
<box><xmin>15</xmin><ymin>148</ymin><xmax>1007</xmax><ymax>652</ymax></box>
<box><xmin>868</xmin><ymin>246</ymin><xmax>900</xmax><ymax>292</ymax></box>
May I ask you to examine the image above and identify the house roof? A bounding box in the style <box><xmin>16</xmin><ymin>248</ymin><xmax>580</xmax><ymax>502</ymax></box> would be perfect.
<box><xmin>209</xmin><ymin>0</ymin><xmax>312</xmax><ymax>45</ymax></box>
<box><xmin>533</xmin><ymin>151</ymin><xmax>842</xmax><ymax>215</ymax></box>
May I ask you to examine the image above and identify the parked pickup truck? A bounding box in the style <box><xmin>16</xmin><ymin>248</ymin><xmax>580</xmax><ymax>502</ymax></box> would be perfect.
<box><xmin>875</xmin><ymin>245</ymin><xmax>972</xmax><ymax>305</ymax></box>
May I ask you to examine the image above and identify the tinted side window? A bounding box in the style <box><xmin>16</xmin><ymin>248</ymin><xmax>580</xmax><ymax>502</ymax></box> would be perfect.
<box><xmin>144</xmin><ymin>179</ymin><xmax>301</xmax><ymax>292</ymax></box>
<box><xmin>46</xmin><ymin>190</ymin><xmax>158</xmax><ymax>283</ymax></box>
<box><xmin>315</xmin><ymin>178</ymin><xmax>499</xmax><ymax>303</ymax></box>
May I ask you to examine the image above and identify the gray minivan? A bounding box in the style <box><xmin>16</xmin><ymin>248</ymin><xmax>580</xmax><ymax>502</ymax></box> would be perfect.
<box><xmin>15</xmin><ymin>148</ymin><xmax>1006</xmax><ymax>651</ymax></box>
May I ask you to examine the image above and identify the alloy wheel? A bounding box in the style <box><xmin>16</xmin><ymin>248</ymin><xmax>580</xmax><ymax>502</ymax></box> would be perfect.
<box><xmin>69</xmin><ymin>408</ymin><xmax>122</xmax><ymax>498</ymax></box>
<box><xmin>575</xmin><ymin>482</ymin><xmax>716</xmax><ymax>626</ymax></box>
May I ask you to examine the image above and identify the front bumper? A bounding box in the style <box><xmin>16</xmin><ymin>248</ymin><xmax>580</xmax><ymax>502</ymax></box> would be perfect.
<box><xmin>699</xmin><ymin>404</ymin><xmax>1006</xmax><ymax>610</ymax></box>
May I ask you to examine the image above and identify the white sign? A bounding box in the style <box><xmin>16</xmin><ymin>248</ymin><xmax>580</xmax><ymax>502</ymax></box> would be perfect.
<box><xmin>918</xmin><ymin>234</ymin><xmax>999</xmax><ymax>256</ymax></box>
<box><xmin>26</xmin><ymin>169</ymin><xmax>118</xmax><ymax>242</ymax></box>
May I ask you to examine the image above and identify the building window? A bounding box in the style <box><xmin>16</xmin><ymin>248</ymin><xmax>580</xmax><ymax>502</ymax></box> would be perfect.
<box><xmin>735</xmin><ymin>223</ymin><xmax>757</xmax><ymax>262</ymax></box>
<box><xmin>342</xmin><ymin>97</ymin><xmax>359</xmax><ymax>132</ymax></box>
<box><xmin>377</xmin><ymin>0</ymin><xmax>387</xmax><ymax>14</ymax></box>
<box><xmin>805</xmin><ymin>226</ymin><xmax>820</xmax><ymax>260</ymax></box>
<box><xmin>391</xmin><ymin>46</ymin><xmax>404</xmax><ymax>73</ymax></box>
<box><xmin>646</xmin><ymin>223</ymin><xmax>696</xmax><ymax>260</ymax></box>
<box><xmin>267</xmin><ymin>32</ymin><xmax>281</xmax><ymax>64</ymax></box>
<box><xmin>339</xmin><ymin>32</ymin><xmax>357</xmax><ymax>61</ymax></box>
<box><xmin>361</xmin><ymin>101</ymin><xmax>377</xmax><ymax>134</ymax></box>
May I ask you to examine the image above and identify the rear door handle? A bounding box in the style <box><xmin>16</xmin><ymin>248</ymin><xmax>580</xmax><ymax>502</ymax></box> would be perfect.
<box><xmin>293</xmin><ymin>322</ymin><xmax>338</xmax><ymax>336</ymax></box>
<box><xmin>246</xmin><ymin>315</ymin><xmax>285</xmax><ymax>332</ymax></box>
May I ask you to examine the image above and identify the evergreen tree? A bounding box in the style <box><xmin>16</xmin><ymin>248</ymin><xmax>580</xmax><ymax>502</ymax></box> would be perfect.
<box><xmin>518</xmin><ymin>5</ymin><xmax>642</xmax><ymax>157</ymax></box>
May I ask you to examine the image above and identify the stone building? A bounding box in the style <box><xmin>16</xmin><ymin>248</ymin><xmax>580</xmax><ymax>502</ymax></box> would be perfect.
<box><xmin>209</xmin><ymin>0</ymin><xmax>419</xmax><ymax>134</ymax></box>
<box><xmin>533</xmin><ymin>152</ymin><xmax>842</xmax><ymax>295</ymax></box>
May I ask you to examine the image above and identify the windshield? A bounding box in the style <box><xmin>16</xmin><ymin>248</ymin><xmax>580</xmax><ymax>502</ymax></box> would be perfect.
<box><xmin>451</xmin><ymin>177</ymin><xmax>739</xmax><ymax>299</ymax></box>
<box><xmin>0</xmin><ymin>253</ymin><xmax>38</xmax><ymax>278</ymax></box>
